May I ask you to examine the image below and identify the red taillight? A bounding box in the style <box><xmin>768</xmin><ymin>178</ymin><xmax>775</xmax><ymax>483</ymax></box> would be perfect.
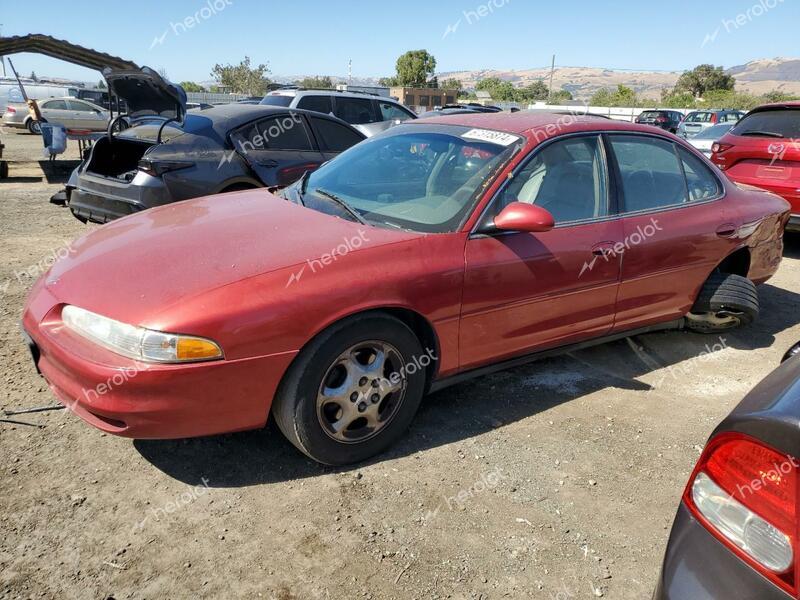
<box><xmin>712</xmin><ymin>142</ymin><xmax>733</xmax><ymax>154</ymax></box>
<box><xmin>656</xmin><ymin>116</ymin><xmax>668</xmax><ymax>123</ymax></box>
<box><xmin>684</xmin><ymin>433</ymin><xmax>798</xmax><ymax>596</ymax></box>
<box><xmin>5</xmin><ymin>106</ymin><xmax>16</xmax><ymax>114</ymax></box>
<box><xmin>711</xmin><ymin>113</ymin><xmax>719</xmax><ymax>124</ymax></box>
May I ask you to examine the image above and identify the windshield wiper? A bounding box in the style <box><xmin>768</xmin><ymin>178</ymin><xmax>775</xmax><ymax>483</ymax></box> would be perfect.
<box><xmin>313</xmin><ymin>188</ymin><xmax>367</xmax><ymax>224</ymax></box>
<box><xmin>739</xmin><ymin>131</ymin><xmax>785</xmax><ymax>138</ymax></box>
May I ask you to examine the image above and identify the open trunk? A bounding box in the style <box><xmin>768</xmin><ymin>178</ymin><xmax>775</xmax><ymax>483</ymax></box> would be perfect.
<box><xmin>85</xmin><ymin>136</ymin><xmax>154</xmax><ymax>182</ymax></box>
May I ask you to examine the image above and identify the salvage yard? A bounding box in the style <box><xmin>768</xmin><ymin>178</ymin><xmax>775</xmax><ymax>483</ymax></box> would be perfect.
<box><xmin>1</xmin><ymin>128</ymin><xmax>800</xmax><ymax>599</ymax></box>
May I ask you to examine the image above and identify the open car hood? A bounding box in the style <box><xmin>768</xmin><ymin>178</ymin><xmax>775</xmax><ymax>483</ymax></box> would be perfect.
<box><xmin>102</xmin><ymin>66</ymin><xmax>186</xmax><ymax>123</ymax></box>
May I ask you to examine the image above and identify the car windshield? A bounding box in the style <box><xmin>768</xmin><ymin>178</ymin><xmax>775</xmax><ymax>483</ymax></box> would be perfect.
<box><xmin>639</xmin><ymin>112</ymin><xmax>664</xmax><ymax>119</ymax></box>
<box><xmin>260</xmin><ymin>95</ymin><xmax>293</xmax><ymax>107</ymax></box>
<box><xmin>694</xmin><ymin>124</ymin><xmax>734</xmax><ymax>139</ymax></box>
<box><xmin>289</xmin><ymin>124</ymin><xmax>522</xmax><ymax>233</ymax></box>
<box><xmin>731</xmin><ymin>109</ymin><xmax>800</xmax><ymax>139</ymax></box>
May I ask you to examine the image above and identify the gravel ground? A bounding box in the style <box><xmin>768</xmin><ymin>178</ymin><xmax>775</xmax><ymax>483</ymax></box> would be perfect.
<box><xmin>1</xmin><ymin>128</ymin><xmax>799</xmax><ymax>600</ymax></box>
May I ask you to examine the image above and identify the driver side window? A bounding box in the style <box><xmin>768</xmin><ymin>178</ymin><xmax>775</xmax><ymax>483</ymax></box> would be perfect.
<box><xmin>494</xmin><ymin>135</ymin><xmax>609</xmax><ymax>224</ymax></box>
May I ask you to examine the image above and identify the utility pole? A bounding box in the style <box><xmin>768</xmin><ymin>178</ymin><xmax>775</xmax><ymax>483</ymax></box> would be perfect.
<box><xmin>348</xmin><ymin>59</ymin><xmax>352</xmax><ymax>85</ymax></box>
<box><xmin>0</xmin><ymin>25</ymin><xmax>6</xmax><ymax>78</ymax></box>
<box><xmin>548</xmin><ymin>54</ymin><xmax>556</xmax><ymax>103</ymax></box>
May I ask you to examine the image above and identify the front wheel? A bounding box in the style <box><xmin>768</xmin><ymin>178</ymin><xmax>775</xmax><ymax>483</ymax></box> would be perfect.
<box><xmin>272</xmin><ymin>314</ymin><xmax>429</xmax><ymax>465</ymax></box>
<box><xmin>686</xmin><ymin>272</ymin><xmax>759</xmax><ymax>333</ymax></box>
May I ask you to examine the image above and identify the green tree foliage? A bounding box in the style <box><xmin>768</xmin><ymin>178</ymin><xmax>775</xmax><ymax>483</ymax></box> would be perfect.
<box><xmin>441</xmin><ymin>78</ymin><xmax>463</xmax><ymax>91</ymax></box>
<box><xmin>674</xmin><ymin>64</ymin><xmax>735</xmax><ymax>98</ymax></box>
<box><xmin>296</xmin><ymin>76</ymin><xmax>334</xmax><ymax>89</ymax></box>
<box><xmin>591</xmin><ymin>85</ymin><xmax>638</xmax><ymax>107</ymax></box>
<box><xmin>661</xmin><ymin>88</ymin><xmax>800</xmax><ymax>111</ymax></box>
<box><xmin>548</xmin><ymin>90</ymin><xmax>574</xmax><ymax>104</ymax></box>
<box><xmin>378</xmin><ymin>76</ymin><xmax>400</xmax><ymax>87</ymax></box>
<box><xmin>395</xmin><ymin>50</ymin><xmax>437</xmax><ymax>87</ymax></box>
<box><xmin>179</xmin><ymin>81</ymin><xmax>206</xmax><ymax>92</ymax></box>
<box><xmin>97</xmin><ymin>79</ymin><xmax>107</xmax><ymax>90</ymax></box>
<box><xmin>211</xmin><ymin>56</ymin><xmax>271</xmax><ymax>96</ymax></box>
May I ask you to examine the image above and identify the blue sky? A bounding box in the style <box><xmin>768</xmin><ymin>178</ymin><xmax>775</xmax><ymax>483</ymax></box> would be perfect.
<box><xmin>1</xmin><ymin>0</ymin><xmax>796</xmax><ymax>84</ymax></box>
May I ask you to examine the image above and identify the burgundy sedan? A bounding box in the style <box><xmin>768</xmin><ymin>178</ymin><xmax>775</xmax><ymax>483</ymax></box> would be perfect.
<box><xmin>22</xmin><ymin>112</ymin><xmax>790</xmax><ymax>465</ymax></box>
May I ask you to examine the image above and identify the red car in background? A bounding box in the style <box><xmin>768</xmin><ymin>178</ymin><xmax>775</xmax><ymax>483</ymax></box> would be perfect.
<box><xmin>22</xmin><ymin>112</ymin><xmax>790</xmax><ymax>465</ymax></box>
<box><xmin>711</xmin><ymin>102</ymin><xmax>800</xmax><ymax>232</ymax></box>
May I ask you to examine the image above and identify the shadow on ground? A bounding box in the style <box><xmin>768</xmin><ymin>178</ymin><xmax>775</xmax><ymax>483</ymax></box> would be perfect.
<box><xmin>136</xmin><ymin>278</ymin><xmax>800</xmax><ymax>488</ymax></box>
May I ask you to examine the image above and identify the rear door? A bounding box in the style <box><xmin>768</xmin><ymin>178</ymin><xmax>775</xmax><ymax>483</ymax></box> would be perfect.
<box><xmin>66</xmin><ymin>99</ymin><xmax>106</xmax><ymax>130</ymax></box>
<box><xmin>230</xmin><ymin>113</ymin><xmax>325</xmax><ymax>187</ymax></box>
<box><xmin>607</xmin><ymin>134</ymin><xmax>736</xmax><ymax>330</ymax></box>
<box><xmin>333</xmin><ymin>96</ymin><xmax>379</xmax><ymax>126</ymax></box>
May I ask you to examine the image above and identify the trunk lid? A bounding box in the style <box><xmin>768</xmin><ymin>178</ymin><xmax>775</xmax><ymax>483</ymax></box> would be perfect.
<box><xmin>103</xmin><ymin>66</ymin><xmax>186</xmax><ymax>124</ymax></box>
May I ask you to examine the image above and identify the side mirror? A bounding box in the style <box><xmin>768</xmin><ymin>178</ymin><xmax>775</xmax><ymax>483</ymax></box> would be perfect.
<box><xmin>493</xmin><ymin>202</ymin><xmax>555</xmax><ymax>233</ymax></box>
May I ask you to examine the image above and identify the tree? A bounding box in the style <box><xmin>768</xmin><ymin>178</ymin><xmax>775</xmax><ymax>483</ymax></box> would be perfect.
<box><xmin>590</xmin><ymin>85</ymin><xmax>638</xmax><ymax>107</ymax></box>
<box><xmin>97</xmin><ymin>80</ymin><xmax>107</xmax><ymax>90</ymax></box>
<box><xmin>211</xmin><ymin>56</ymin><xmax>271</xmax><ymax>96</ymax></box>
<box><xmin>395</xmin><ymin>50</ymin><xmax>437</xmax><ymax>87</ymax></box>
<box><xmin>548</xmin><ymin>90</ymin><xmax>573</xmax><ymax>104</ymax></box>
<box><xmin>378</xmin><ymin>76</ymin><xmax>400</xmax><ymax>87</ymax></box>
<box><xmin>296</xmin><ymin>76</ymin><xmax>333</xmax><ymax>89</ymax></box>
<box><xmin>29</xmin><ymin>71</ymin><xmax>39</xmax><ymax>82</ymax></box>
<box><xmin>179</xmin><ymin>81</ymin><xmax>206</xmax><ymax>93</ymax></box>
<box><xmin>674</xmin><ymin>64</ymin><xmax>735</xmax><ymax>98</ymax></box>
<box><xmin>525</xmin><ymin>80</ymin><xmax>549</xmax><ymax>101</ymax></box>
<box><xmin>441</xmin><ymin>78</ymin><xmax>462</xmax><ymax>91</ymax></box>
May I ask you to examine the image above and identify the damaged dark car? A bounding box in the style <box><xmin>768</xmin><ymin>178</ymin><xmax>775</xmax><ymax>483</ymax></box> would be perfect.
<box><xmin>66</xmin><ymin>67</ymin><xmax>366</xmax><ymax>224</ymax></box>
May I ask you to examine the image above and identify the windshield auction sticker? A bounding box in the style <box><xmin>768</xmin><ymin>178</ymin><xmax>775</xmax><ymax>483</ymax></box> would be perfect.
<box><xmin>461</xmin><ymin>129</ymin><xmax>519</xmax><ymax>147</ymax></box>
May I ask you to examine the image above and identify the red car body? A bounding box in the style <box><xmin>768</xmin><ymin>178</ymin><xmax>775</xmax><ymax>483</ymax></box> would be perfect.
<box><xmin>711</xmin><ymin>101</ymin><xmax>800</xmax><ymax>232</ymax></box>
<box><xmin>22</xmin><ymin>113</ymin><xmax>790</xmax><ymax>440</ymax></box>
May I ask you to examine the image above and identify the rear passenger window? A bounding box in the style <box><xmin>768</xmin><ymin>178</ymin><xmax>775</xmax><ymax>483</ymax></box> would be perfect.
<box><xmin>378</xmin><ymin>101</ymin><xmax>413</xmax><ymax>122</ymax></box>
<box><xmin>610</xmin><ymin>135</ymin><xmax>688</xmax><ymax>212</ymax></box>
<box><xmin>311</xmin><ymin>117</ymin><xmax>364</xmax><ymax>152</ymax></box>
<box><xmin>230</xmin><ymin>115</ymin><xmax>312</xmax><ymax>152</ymax></box>
<box><xmin>679</xmin><ymin>147</ymin><xmax>722</xmax><ymax>201</ymax></box>
<box><xmin>260</xmin><ymin>115</ymin><xmax>312</xmax><ymax>150</ymax></box>
<box><xmin>297</xmin><ymin>95</ymin><xmax>333</xmax><ymax>114</ymax></box>
<box><xmin>334</xmin><ymin>98</ymin><xmax>376</xmax><ymax>124</ymax></box>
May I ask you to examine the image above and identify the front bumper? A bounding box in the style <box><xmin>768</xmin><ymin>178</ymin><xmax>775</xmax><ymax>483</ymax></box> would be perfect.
<box><xmin>654</xmin><ymin>503</ymin><xmax>791</xmax><ymax>600</ymax></box>
<box><xmin>22</xmin><ymin>283</ymin><xmax>297</xmax><ymax>439</ymax></box>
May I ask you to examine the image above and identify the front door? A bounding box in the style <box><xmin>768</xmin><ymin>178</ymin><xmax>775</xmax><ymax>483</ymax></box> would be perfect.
<box><xmin>460</xmin><ymin>134</ymin><xmax>623</xmax><ymax>370</ymax></box>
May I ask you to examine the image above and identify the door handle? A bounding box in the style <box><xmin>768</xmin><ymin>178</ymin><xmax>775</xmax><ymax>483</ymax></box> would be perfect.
<box><xmin>591</xmin><ymin>242</ymin><xmax>617</xmax><ymax>257</ymax></box>
<box><xmin>716</xmin><ymin>223</ymin><xmax>738</xmax><ymax>238</ymax></box>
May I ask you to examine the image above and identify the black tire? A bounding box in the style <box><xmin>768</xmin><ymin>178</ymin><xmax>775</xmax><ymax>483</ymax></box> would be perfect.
<box><xmin>27</xmin><ymin>119</ymin><xmax>44</xmax><ymax>135</ymax></box>
<box><xmin>687</xmin><ymin>272</ymin><xmax>759</xmax><ymax>333</ymax></box>
<box><xmin>272</xmin><ymin>314</ymin><xmax>428</xmax><ymax>465</ymax></box>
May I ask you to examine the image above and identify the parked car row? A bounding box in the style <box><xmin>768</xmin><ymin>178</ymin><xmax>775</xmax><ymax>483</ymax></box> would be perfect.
<box><xmin>635</xmin><ymin>109</ymin><xmax>746</xmax><ymax>138</ymax></box>
<box><xmin>3</xmin><ymin>97</ymin><xmax>111</xmax><ymax>134</ymax></box>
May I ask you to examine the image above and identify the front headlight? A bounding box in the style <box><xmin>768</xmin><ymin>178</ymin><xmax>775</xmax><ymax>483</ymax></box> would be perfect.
<box><xmin>62</xmin><ymin>305</ymin><xmax>223</xmax><ymax>363</ymax></box>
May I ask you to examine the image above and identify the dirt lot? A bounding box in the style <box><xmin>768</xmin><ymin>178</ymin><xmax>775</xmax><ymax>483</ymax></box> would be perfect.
<box><xmin>1</xmin><ymin>128</ymin><xmax>799</xmax><ymax>600</ymax></box>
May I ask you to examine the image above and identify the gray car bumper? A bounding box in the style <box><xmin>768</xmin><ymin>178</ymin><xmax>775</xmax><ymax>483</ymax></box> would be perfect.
<box><xmin>654</xmin><ymin>504</ymin><xmax>791</xmax><ymax>600</ymax></box>
<box><xmin>70</xmin><ymin>171</ymin><xmax>173</xmax><ymax>223</ymax></box>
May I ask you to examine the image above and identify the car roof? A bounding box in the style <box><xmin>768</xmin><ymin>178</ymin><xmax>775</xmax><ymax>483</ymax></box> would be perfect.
<box><xmin>410</xmin><ymin>110</ymin><xmax>651</xmax><ymax>138</ymax></box>
<box><xmin>746</xmin><ymin>101</ymin><xmax>800</xmax><ymax>115</ymax></box>
<box><xmin>266</xmin><ymin>89</ymin><xmax>398</xmax><ymax>102</ymax></box>
<box><xmin>177</xmin><ymin>103</ymin><xmax>364</xmax><ymax>137</ymax></box>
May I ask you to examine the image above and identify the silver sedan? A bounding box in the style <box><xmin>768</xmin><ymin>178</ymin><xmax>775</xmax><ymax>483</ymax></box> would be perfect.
<box><xmin>2</xmin><ymin>97</ymin><xmax>109</xmax><ymax>133</ymax></box>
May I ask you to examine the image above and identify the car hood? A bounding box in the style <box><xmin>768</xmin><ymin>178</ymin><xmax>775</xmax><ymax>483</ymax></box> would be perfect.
<box><xmin>43</xmin><ymin>190</ymin><xmax>421</xmax><ymax>326</ymax></box>
<box><xmin>103</xmin><ymin>66</ymin><xmax>186</xmax><ymax>123</ymax></box>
